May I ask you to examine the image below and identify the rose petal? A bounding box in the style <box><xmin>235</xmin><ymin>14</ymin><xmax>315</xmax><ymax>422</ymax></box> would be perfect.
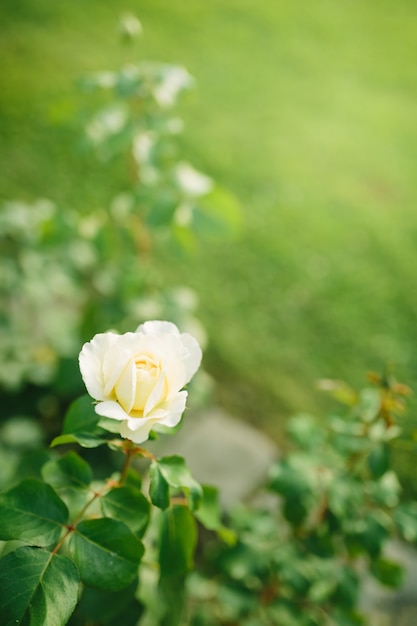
<box><xmin>95</xmin><ymin>400</ymin><xmax>130</xmax><ymax>421</ymax></box>
<box><xmin>114</xmin><ymin>359</ymin><xmax>136</xmax><ymax>413</ymax></box>
<box><xmin>179</xmin><ymin>332</ymin><xmax>202</xmax><ymax>383</ymax></box>
<box><xmin>120</xmin><ymin>418</ymin><xmax>155</xmax><ymax>444</ymax></box>
<box><xmin>79</xmin><ymin>332</ymin><xmax>119</xmax><ymax>401</ymax></box>
<box><xmin>143</xmin><ymin>370</ymin><xmax>167</xmax><ymax>416</ymax></box>
<box><xmin>158</xmin><ymin>391</ymin><xmax>187</xmax><ymax>427</ymax></box>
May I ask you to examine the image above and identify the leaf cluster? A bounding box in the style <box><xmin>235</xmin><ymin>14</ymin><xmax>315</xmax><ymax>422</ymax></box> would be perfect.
<box><xmin>0</xmin><ymin>396</ymin><xmax>227</xmax><ymax>626</ymax></box>
<box><xmin>185</xmin><ymin>375</ymin><xmax>416</xmax><ymax>626</ymax></box>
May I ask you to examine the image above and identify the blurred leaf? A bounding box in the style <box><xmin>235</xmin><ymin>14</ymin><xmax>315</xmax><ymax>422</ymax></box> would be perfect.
<box><xmin>194</xmin><ymin>485</ymin><xmax>222</xmax><ymax>531</ymax></box>
<box><xmin>70</xmin><ymin>518</ymin><xmax>143</xmax><ymax>591</ymax></box>
<box><xmin>157</xmin><ymin>455</ymin><xmax>202</xmax><ymax>510</ymax></box>
<box><xmin>75</xmin><ymin>581</ymin><xmax>143</xmax><ymax>626</ymax></box>
<box><xmin>370</xmin><ymin>471</ymin><xmax>401</xmax><ymax>508</ymax></box>
<box><xmin>149</xmin><ymin>462</ymin><xmax>170</xmax><ymax>510</ymax></box>
<box><xmin>0</xmin><ymin>479</ymin><xmax>68</xmax><ymax>547</ymax></box>
<box><xmin>358</xmin><ymin>388</ymin><xmax>381</xmax><ymax>423</ymax></box>
<box><xmin>308</xmin><ymin>576</ymin><xmax>338</xmax><ymax>603</ymax></box>
<box><xmin>192</xmin><ymin>186</ymin><xmax>242</xmax><ymax>239</ymax></box>
<box><xmin>370</xmin><ymin>558</ymin><xmax>403</xmax><ymax>588</ymax></box>
<box><xmin>193</xmin><ymin>485</ymin><xmax>236</xmax><ymax>543</ymax></box>
<box><xmin>286</xmin><ymin>414</ymin><xmax>325</xmax><ymax>449</ymax></box>
<box><xmin>42</xmin><ymin>451</ymin><xmax>92</xmax><ymax>490</ymax></box>
<box><xmin>328</xmin><ymin>608</ymin><xmax>365</xmax><ymax>626</ymax></box>
<box><xmin>101</xmin><ymin>486</ymin><xmax>150</xmax><ymax>537</ymax></box>
<box><xmin>394</xmin><ymin>502</ymin><xmax>417</xmax><ymax>542</ymax></box>
<box><xmin>332</xmin><ymin>567</ymin><xmax>360</xmax><ymax>609</ymax></box>
<box><xmin>0</xmin><ymin>546</ymin><xmax>79</xmax><ymax>626</ymax></box>
<box><xmin>368</xmin><ymin>443</ymin><xmax>390</xmax><ymax>478</ymax></box>
<box><xmin>159</xmin><ymin>505</ymin><xmax>197</xmax><ymax>577</ymax></box>
<box><xmin>146</xmin><ymin>192</ymin><xmax>179</xmax><ymax>228</ymax></box>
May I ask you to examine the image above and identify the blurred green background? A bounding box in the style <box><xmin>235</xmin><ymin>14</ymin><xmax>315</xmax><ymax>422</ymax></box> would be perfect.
<box><xmin>1</xmin><ymin>0</ymin><xmax>417</xmax><ymax>440</ymax></box>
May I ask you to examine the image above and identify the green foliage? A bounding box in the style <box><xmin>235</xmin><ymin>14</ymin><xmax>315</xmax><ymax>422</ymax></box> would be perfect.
<box><xmin>185</xmin><ymin>374</ymin><xmax>416</xmax><ymax>625</ymax></box>
<box><xmin>0</xmin><ymin>383</ymin><xmax>218</xmax><ymax>626</ymax></box>
<box><xmin>0</xmin><ymin>546</ymin><xmax>79</xmax><ymax>626</ymax></box>
<box><xmin>69</xmin><ymin>518</ymin><xmax>143</xmax><ymax>591</ymax></box>
<box><xmin>0</xmin><ymin>479</ymin><xmax>68</xmax><ymax>547</ymax></box>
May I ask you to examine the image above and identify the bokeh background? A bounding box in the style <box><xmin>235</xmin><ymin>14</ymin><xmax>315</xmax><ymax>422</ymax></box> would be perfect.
<box><xmin>1</xmin><ymin>0</ymin><xmax>417</xmax><ymax>444</ymax></box>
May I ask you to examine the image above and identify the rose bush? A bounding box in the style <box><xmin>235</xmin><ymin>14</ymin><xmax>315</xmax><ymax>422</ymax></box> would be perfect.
<box><xmin>79</xmin><ymin>320</ymin><xmax>202</xmax><ymax>443</ymax></box>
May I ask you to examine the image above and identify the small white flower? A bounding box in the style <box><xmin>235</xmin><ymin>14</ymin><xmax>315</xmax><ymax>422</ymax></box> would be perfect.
<box><xmin>79</xmin><ymin>321</ymin><xmax>202</xmax><ymax>443</ymax></box>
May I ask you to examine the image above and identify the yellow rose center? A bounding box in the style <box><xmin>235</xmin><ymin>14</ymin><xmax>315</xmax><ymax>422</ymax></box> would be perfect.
<box><xmin>115</xmin><ymin>355</ymin><xmax>162</xmax><ymax>415</ymax></box>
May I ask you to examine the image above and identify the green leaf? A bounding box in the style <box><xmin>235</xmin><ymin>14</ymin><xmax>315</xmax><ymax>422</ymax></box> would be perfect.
<box><xmin>146</xmin><ymin>192</ymin><xmax>179</xmax><ymax>228</ymax></box>
<box><xmin>394</xmin><ymin>502</ymin><xmax>417</xmax><ymax>542</ymax></box>
<box><xmin>328</xmin><ymin>608</ymin><xmax>365</xmax><ymax>626</ymax></box>
<box><xmin>159</xmin><ymin>505</ymin><xmax>197</xmax><ymax>577</ymax></box>
<box><xmin>101</xmin><ymin>486</ymin><xmax>150</xmax><ymax>537</ymax></box>
<box><xmin>286</xmin><ymin>414</ymin><xmax>325</xmax><ymax>449</ymax></box>
<box><xmin>332</xmin><ymin>567</ymin><xmax>360</xmax><ymax>609</ymax></box>
<box><xmin>51</xmin><ymin>432</ymin><xmax>112</xmax><ymax>448</ymax></box>
<box><xmin>149</xmin><ymin>462</ymin><xmax>170</xmax><ymax>510</ymax></box>
<box><xmin>192</xmin><ymin>186</ymin><xmax>242</xmax><ymax>239</ymax></box>
<box><xmin>157</xmin><ymin>455</ymin><xmax>202</xmax><ymax>510</ymax></box>
<box><xmin>62</xmin><ymin>395</ymin><xmax>99</xmax><ymax>434</ymax></box>
<box><xmin>370</xmin><ymin>558</ymin><xmax>404</xmax><ymax>588</ymax></box>
<box><xmin>195</xmin><ymin>499</ymin><xmax>236</xmax><ymax>552</ymax></box>
<box><xmin>51</xmin><ymin>395</ymin><xmax>113</xmax><ymax>449</ymax></box>
<box><xmin>0</xmin><ymin>546</ymin><xmax>79</xmax><ymax>626</ymax></box>
<box><xmin>308</xmin><ymin>577</ymin><xmax>338</xmax><ymax>602</ymax></box>
<box><xmin>70</xmin><ymin>518</ymin><xmax>144</xmax><ymax>591</ymax></box>
<box><xmin>0</xmin><ymin>479</ymin><xmax>68</xmax><ymax>547</ymax></box>
<box><xmin>75</xmin><ymin>581</ymin><xmax>143</xmax><ymax>626</ymax></box>
<box><xmin>368</xmin><ymin>443</ymin><xmax>390</xmax><ymax>478</ymax></box>
<box><xmin>42</xmin><ymin>451</ymin><xmax>92</xmax><ymax>490</ymax></box>
<box><xmin>194</xmin><ymin>485</ymin><xmax>223</xmax><ymax>531</ymax></box>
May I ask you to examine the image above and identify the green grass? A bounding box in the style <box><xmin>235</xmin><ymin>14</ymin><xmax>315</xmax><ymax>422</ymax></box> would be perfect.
<box><xmin>2</xmin><ymin>0</ymin><xmax>417</xmax><ymax>439</ymax></box>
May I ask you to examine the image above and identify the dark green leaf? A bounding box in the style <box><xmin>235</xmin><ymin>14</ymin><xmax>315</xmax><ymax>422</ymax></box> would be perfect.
<box><xmin>70</xmin><ymin>518</ymin><xmax>143</xmax><ymax>591</ymax></box>
<box><xmin>42</xmin><ymin>451</ymin><xmax>92</xmax><ymax>490</ymax></box>
<box><xmin>0</xmin><ymin>546</ymin><xmax>79</xmax><ymax>626</ymax></box>
<box><xmin>75</xmin><ymin>581</ymin><xmax>143</xmax><ymax>626</ymax></box>
<box><xmin>0</xmin><ymin>479</ymin><xmax>68</xmax><ymax>547</ymax></box>
<box><xmin>192</xmin><ymin>482</ymin><xmax>236</xmax><ymax>544</ymax></box>
<box><xmin>159</xmin><ymin>505</ymin><xmax>197</xmax><ymax>577</ymax></box>
<box><xmin>149</xmin><ymin>462</ymin><xmax>170</xmax><ymax>510</ymax></box>
<box><xmin>158</xmin><ymin>575</ymin><xmax>186</xmax><ymax>626</ymax></box>
<box><xmin>51</xmin><ymin>395</ymin><xmax>113</xmax><ymax>449</ymax></box>
<box><xmin>194</xmin><ymin>485</ymin><xmax>222</xmax><ymax>531</ymax></box>
<box><xmin>123</xmin><ymin>467</ymin><xmax>142</xmax><ymax>489</ymax></box>
<box><xmin>62</xmin><ymin>395</ymin><xmax>99</xmax><ymax>435</ymax></box>
<box><xmin>368</xmin><ymin>443</ymin><xmax>390</xmax><ymax>478</ymax></box>
<box><xmin>157</xmin><ymin>455</ymin><xmax>202</xmax><ymax>510</ymax></box>
<box><xmin>370</xmin><ymin>558</ymin><xmax>403</xmax><ymax>588</ymax></box>
<box><xmin>101</xmin><ymin>486</ymin><xmax>150</xmax><ymax>537</ymax></box>
<box><xmin>328</xmin><ymin>608</ymin><xmax>365</xmax><ymax>626</ymax></box>
<box><xmin>332</xmin><ymin>568</ymin><xmax>360</xmax><ymax>609</ymax></box>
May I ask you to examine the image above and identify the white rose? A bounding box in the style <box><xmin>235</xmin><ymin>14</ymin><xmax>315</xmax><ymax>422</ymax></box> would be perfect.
<box><xmin>79</xmin><ymin>320</ymin><xmax>202</xmax><ymax>443</ymax></box>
